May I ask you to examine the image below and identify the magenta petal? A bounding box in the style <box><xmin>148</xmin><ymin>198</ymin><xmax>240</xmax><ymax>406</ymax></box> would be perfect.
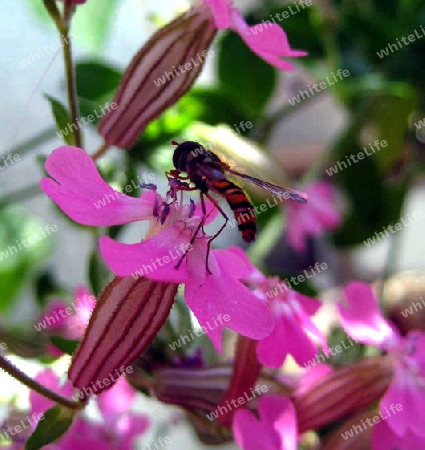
<box><xmin>297</xmin><ymin>364</ymin><xmax>333</xmax><ymax>395</ymax></box>
<box><xmin>406</xmin><ymin>331</ymin><xmax>425</xmax><ymax>375</ymax></box>
<box><xmin>226</xmin><ymin>246</ymin><xmax>267</xmax><ymax>284</ymax></box>
<box><xmin>230</xmin><ymin>11</ymin><xmax>306</xmax><ymax>71</ymax></box>
<box><xmin>258</xmin><ymin>396</ymin><xmax>297</xmax><ymax>450</ymax></box>
<box><xmin>59</xmin><ymin>418</ymin><xmax>109</xmax><ymax>450</ymax></box>
<box><xmin>100</xmin><ymin>225</ymin><xmax>192</xmax><ymax>283</ymax></box>
<box><xmin>257</xmin><ymin>315</ymin><xmax>318</xmax><ymax>368</ymax></box>
<box><xmin>97</xmin><ymin>377</ymin><xmax>135</xmax><ymax>426</ymax></box>
<box><xmin>213</xmin><ymin>248</ymin><xmax>259</xmax><ymax>281</ymax></box>
<box><xmin>66</xmin><ymin>286</ymin><xmax>95</xmax><ymax>339</ymax></box>
<box><xmin>203</xmin><ymin>0</ymin><xmax>231</xmax><ymax>28</ymax></box>
<box><xmin>337</xmin><ymin>281</ymin><xmax>397</xmax><ymax>347</ymax></box>
<box><xmin>30</xmin><ymin>369</ymin><xmax>74</xmax><ymax>416</ymax></box>
<box><xmin>184</xmin><ymin>249</ymin><xmax>274</xmax><ymax>352</ymax></box>
<box><xmin>41</xmin><ymin>146</ymin><xmax>156</xmax><ymax>226</ymax></box>
<box><xmin>233</xmin><ymin>409</ymin><xmax>279</xmax><ymax>450</ymax></box>
<box><xmin>38</xmin><ymin>300</ymin><xmax>70</xmax><ymax>333</ymax></box>
<box><xmin>372</xmin><ymin>421</ymin><xmax>424</xmax><ymax>450</ymax></box>
<box><xmin>193</xmin><ymin>198</ymin><xmax>219</xmax><ymax>225</ymax></box>
<box><xmin>380</xmin><ymin>366</ymin><xmax>425</xmax><ymax>437</ymax></box>
<box><xmin>117</xmin><ymin>414</ymin><xmax>150</xmax><ymax>448</ymax></box>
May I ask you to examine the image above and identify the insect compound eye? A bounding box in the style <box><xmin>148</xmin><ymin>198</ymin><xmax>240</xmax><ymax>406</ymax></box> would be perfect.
<box><xmin>173</xmin><ymin>141</ymin><xmax>203</xmax><ymax>170</ymax></box>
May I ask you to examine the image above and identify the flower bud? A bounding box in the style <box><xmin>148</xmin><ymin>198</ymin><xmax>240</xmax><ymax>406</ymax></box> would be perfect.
<box><xmin>293</xmin><ymin>356</ymin><xmax>393</xmax><ymax>432</ymax></box>
<box><xmin>68</xmin><ymin>276</ymin><xmax>178</xmax><ymax>394</ymax></box>
<box><xmin>98</xmin><ymin>4</ymin><xmax>217</xmax><ymax>148</ymax></box>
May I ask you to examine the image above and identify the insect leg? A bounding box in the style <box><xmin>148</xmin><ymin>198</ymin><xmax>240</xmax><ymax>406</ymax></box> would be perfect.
<box><xmin>204</xmin><ymin>193</ymin><xmax>229</xmax><ymax>273</ymax></box>
<box><xmin>175</xmin><ymin>192</ymin><xmax>209</xmax><ymax>272</ymax></box>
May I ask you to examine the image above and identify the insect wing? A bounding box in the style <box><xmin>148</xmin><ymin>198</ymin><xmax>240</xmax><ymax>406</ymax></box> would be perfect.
<box><xmin>226</xmin><ymin>169</ymin><xmax>307</xmax><ymax>203</ymax></box>
<box><xmin>190</xmin><ymin>158</ymin><xmax>228</xmax><ymax>181</ymax></box>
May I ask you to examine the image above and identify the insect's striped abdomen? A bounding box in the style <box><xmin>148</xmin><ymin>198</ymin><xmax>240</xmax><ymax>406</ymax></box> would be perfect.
<box><xmin>211</xmin><ymin>180</ymin><xmax>257</xmax><ymax>242</ymax></box>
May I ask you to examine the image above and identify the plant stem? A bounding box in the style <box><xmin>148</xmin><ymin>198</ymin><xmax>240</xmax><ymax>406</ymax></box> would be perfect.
<box><xmin>248</xmin><ymin>212</ymin><xmax>284</xmax><ymax>267</ymax></box>
<box><xmin>1</xmin><ymin>128</ymin><xmax>56</xmax><ymax>159</ymax></box>
<box><xmin>0</xmin><ymin>354</ymin><xmax>87</xmax><ymax>410</ymax></box>
<box><xmin>92</xmin><ymin>141</ymin><xmax>111</xmax><ymax>160</ymax></box>
<box><xmin>0</xmin><ymin>184</ymin><xmax>42</xmax><ymax>209</ymax></box>
<box><xmin>61</xmin><ymin>4</ymin><xmax>81</xmax><ymax>148</ymax></box>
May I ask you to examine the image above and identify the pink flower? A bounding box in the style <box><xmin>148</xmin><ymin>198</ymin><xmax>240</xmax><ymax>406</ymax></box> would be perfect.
<box><xmin>28</xmin><ymin>370</ymin><xmax>148</xmax><ymax>450</ymax></box>
<box><xmin>36</xmin><ymin>286</ymin><xmax>95</xmax><ymax>356</ymax></box>
<box><xmin>204</xmin><ymin>0</ymin><xmax>306</xmax><ymax>70</ymax></box>
<box><xmin>256</xmin><ymin>278</ymin><xmax>328</xmax><ymax>368</ymax></box>
<box><xmin>233</xmin><ymin>395</ymin><xmax>297</xmax><ymax>450</ymax></box>
<box><xmin>99</xmin><ymin>207</ymin><xmax>273</xmax><ymax>353</ymax></box>
<box><xmin>230</xmin><ymin>248</ymin><xmax>327</xmax><ymax>369</ymax></box>
<box><xmin>337</xmin><ymin>281</ymin><xmax>425</xmax><ymax>446</ymax></box>
<box><xmin>213</xmin><ymin>250</ymin><xmax>326</xmax><ymax>426</ymax></box>
<box><xmin>66</xmin><ymin>286</ymin><xmax>96</xmax><ymax>339</ymax></box>
<box><xmin>41</xmin><ymin>146</ymin><xmax>274</xmax><ymax>354</ymax></box>
<box><xmin>38</xmin><ymin>287</ymin><xmax>94</xmax><ymax>340</ymax></box>
<box><xmin>286</xmin><ymin>181</ymin><xmax>341</xmax><ymax>251</ymax></box>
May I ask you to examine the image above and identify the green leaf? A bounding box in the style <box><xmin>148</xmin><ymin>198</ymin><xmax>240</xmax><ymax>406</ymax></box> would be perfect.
<box><xmin>44</xmin><ymin>95</ymin><xmax>74</xmax><ymax>145</ymax></box>
<box><xmin>88</xmin><ymin>250</ymin><xmax>110</xmax><ymax>298</ymax></box>
<box><xmin>331</xmin><ymin>133</ymin><xmax>409</xmax><ymax>247</ymax></box>
<box><xmin>362</xmin><ymin>90</ymin><xmax>416</xmax><ymax>172</ymax></box>
<box><xmin>218</xmin><ymin>30</ymin><xmax>276</xmax><ymax>116</ymax></box>
<box><xmin>50</xmin><ymin>336</ymin><xmax>79</xmax><ymax>355</ymax></box>
<box><xmin>25</xmin><ymin>405</ymin><xmax>75</xmax><ymax>450</ymax></box>
<box><xmin>76</xmin><ymin>61</ymin><xmax>122</xmax><ymax>101</ymax></box>
<box><xmin>0</xmin><ymin>207</ymin><xmax>52</xmax><ymax>311</ymax></box>
<box><xmin>174</xmin><ymin>297</ymin><xmax>192</xmax><ymax>340</ymax></box>
<box><xmin>35</xmin><ymin>270</ymin><xmax>62</xmax><ymax>307</ymax></box>
<box><xmin>185</xmin><ymin>88</ymin><xmax>246</xmax><ymax>126</ymax></box>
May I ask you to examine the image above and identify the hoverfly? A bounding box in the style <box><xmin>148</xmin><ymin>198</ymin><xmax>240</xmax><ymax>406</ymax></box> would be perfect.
<box><xmin>166</xmin><ymin>140</ymin><xmax>306</xmax><ymax>272</ymax></box>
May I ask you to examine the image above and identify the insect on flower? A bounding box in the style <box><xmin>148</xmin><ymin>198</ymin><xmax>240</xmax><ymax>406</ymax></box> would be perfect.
<box><xmin>166</xmin><ymin>140</ymin><xmax>307</xmax><ymax>270</ymax></box>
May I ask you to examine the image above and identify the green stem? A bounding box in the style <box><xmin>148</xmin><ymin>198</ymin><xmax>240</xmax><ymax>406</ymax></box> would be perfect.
<box><xmin>0</xmin><ymin>184</ymin><xmax>42</xmax><ymax>208</ymax></box>
<box><xmin>247</xmin><ymin>212</ymin><xmax>284</xmax><ymax>267</ymax></box>
<box><xmin>378</xmin><ymin>231</ymin><xmax>402</xmax><ymax>307</ymax></box>
<box><xmin>92</xmin><ymin>141</ymin><xmax>110</xmax><ymax>160</ymax></box>
<box><xmin>0</xmin><ymin>353</ymin><xmax>87</xmax><ymax>410</ymax></box>
<box><xmin>61</xmin><ymin>5</ymin><xmax>81</xmax><ymax>148</ymax></box>
<box><xmin>1</xmin><ymin>128</ymin><xmax>56</xmax><ymax>160</ymax></box>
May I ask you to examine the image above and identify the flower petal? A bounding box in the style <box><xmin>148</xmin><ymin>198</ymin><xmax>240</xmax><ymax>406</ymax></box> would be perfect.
<box><xmin>373</xmin><ymin>420</ymin><xmax>424</xmax><ymax>450</ymax></box>
<box><xmin>257</xmin><ymin>314</ymin><xmax>318</xmax><ymax>368</ymax></box>
<box><xmin>41</xmin><ymin>146</ymin><xmax>156</xmax><ymax>226</ymax></box>
<box><xmin>233</xmin><ymin>409</ymin><xmax>279</xmax><ymax>450</ymax></box>
<box><xmin>97</xmin><ymin>377</ymin><xmax>135</xmax><ymax>426</ymax></box>
<box><xmin>116</xmin><ymin>413</ymin><xmax>150</xmax><ymax>448</ymax></box>
<box><xmin>30</xmin><ymin>369</ymin><xmax>74</xmax><ymax>416</ymax></box>
<box><xmin>258</xmin><ymin>396</ymin><xmax>297</xmax><ymax>450</ymax></box>
<box><xmin>204</xmin><ymin>0</ymin><xmax>231</xmax><ymax>28</ymax></box>
<box><xmin>286</xmin><ymin>181</ymin><xmax>341</xmax><ymax>251</ymax></box>
<box><xmin>230</xmin><ymin>10</ymin><xmax>306</xmax><ymax>71</ymax></box>
<box><xmin>100</xmin><ymin>224</ymin><xmax>192</xmax><ymax>283</ymax></box>
<box><xmin>337</xmin><ymin>281</ymin><xmax>398</xmax><ymax>347</ymax></box>
<box><xmin>185</xmin><ymin>248</ymin><xmax>274</xmax><ymax>352</ymax></box>
<box><xmin>380</xmin><ymin>366</ymin><xmax>425</xmax><ymax>437</ymax></box>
